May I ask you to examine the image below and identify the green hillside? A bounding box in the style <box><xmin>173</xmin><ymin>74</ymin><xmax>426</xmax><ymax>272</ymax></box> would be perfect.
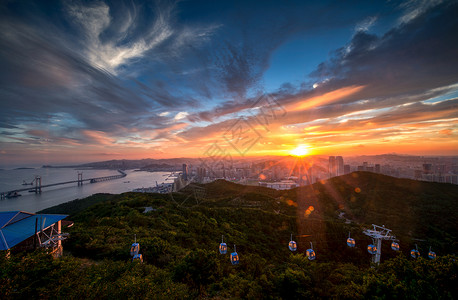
<box><xmin>285</xmin><ymin>172</ymin><xmax>458</xmax><ymax>263</ymax></box>
<box><xmin>1</xmin><ymin>172</ymin><xmax>457</xmax><ymax>299</ymax></box>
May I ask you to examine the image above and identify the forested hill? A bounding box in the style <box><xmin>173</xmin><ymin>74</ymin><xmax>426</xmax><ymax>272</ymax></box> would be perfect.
<box><xmin>1</xmin><ymin>172</ymin><xmax>457</xmax><ymax>299</ymax></box>
<box><xmin>287</xmin><ymin>171</ymin><xmax>458</xmax><ymax>259</ymax></box>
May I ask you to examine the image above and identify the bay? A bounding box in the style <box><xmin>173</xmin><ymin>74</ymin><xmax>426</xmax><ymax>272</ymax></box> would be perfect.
<box><xmin>0</xmin><ymin>168</ymin><xmax>170</xmax><ymax>213</ymax></box>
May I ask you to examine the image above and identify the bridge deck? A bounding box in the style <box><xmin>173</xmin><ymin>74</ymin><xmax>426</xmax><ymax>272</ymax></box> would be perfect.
<box><xmin>1</xmin><ymin>170</ymin><xmax>126</xmax><ymax>198</ymax></box>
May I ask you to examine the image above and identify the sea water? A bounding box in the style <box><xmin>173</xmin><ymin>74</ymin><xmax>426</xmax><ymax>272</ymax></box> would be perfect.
<box><xmin>0</xmin><ymin>168</ymin><xmax>170</xmax><ymax>212</ymax></box>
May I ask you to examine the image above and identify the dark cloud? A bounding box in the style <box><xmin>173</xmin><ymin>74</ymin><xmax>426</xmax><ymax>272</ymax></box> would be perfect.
<box><xmin>207</xmin><ymin>1</ymin><xmax>383</xmax><ymax>100</ymax></box>
<box><xmin>134</xmin><ymin>79</ymin><xmax>199</xmax><ymax>108</ymax></box>
<box><xmin>190</xmin><ymin>0</ymin><xmax>458</xmax><ymax>134</ymax></box>
<box><xmin>0</xmin><ymin>0</ymin><xmax>214</xmax><ymax>140</ymax></box>
<box><xmin>0</xmin><ymin>19</ymin><xmax>148</xmax><ymax>129</ymax></box>
<box><xmin>310</xmin><ymin>1</ymin><xmax>458</xmax><ymax>100</ymax></box>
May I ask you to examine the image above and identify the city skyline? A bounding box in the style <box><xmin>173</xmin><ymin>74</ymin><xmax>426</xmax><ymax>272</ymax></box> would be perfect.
<box><xmin>1</xmin><ymin>0</ymin><xmax>458</xmax><ymax>167</ymax></box>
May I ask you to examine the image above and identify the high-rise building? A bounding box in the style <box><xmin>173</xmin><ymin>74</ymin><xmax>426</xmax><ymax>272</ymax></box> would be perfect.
<box><xmin>197</xmin><ymin>167</ymin><xmax>206</xmax><ymax>182</ymax></box>
<box><xmin>307</xmin><ymin>167</ymin><xmax>313</xmax><ymax>185</ymax></box>
<box><xmin>344</xmin><ymin>164</ymin><xmax>351</xmax><ymax>174</ymax></box>
<box><xmin>329</xmin><ymin>156</ymin><xmax>336</xmax><ymax>177</ymax></box>
<box><xmin>423</xmin><ymin>163</ymin><xmax>432</xmax><ymax>174</ymax></box>
<box><xmin>336</xmin><ymin>156</ymin><xmax>344</xmax><ymax>176</ymax></box>
<box><xmin>436</xmin><ymin>165</ymin><xmax>446</xmax><ymax>174</ymax></box>
<box><xmin>182</xmin><ymin>164</ymin><xmax>188</xmax><ymax>181</ymax></box>
<box><xmin>375</xmin><ymin>164</ymin><xmax>381</xmax><ymax>173</ymax></box>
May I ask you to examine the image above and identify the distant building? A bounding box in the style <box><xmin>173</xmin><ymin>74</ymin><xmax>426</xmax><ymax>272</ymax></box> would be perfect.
<box><xmin>307</xmin><ymin>167</ymin><xmax>313</xmax><ymax>185</ymax></box>
<box><xmin>329</xmin><ymin>156</ymin><xmax>336</xmax><ymax>177</ymax></box>
<box><xmin>423</xmin><ymin>163</ymin><xmax>432</xmax><ymax>174</ymax></box>
<box><xmin>336</xmin><ymin>156</ymin><xmax>344</xmax><ymax>176</ymax></box>
<box><xmin>182</xmin><ymin>164</ymin><xmax>188</xmax><ymax>181</ymax></box>
<box><xmin>436</xmin><ymin>165</ymin><xmax>446</xmax><ymax>174</ymax></box>
<box><xmin>260</xmin><ymin>180</ymin><xmax>297</xmax><ymax>190</ymax></box>
<box><xmin>197</xmin><ymin>167</ymin><xmax>206</xmax><ymax>182</ymax></box>
<box><xmin>375</xmin><ymin>164</ymin><xmax>381</xmax><ymax>173</ymax></box>
<box><xmin>445</xmin><ymin>174</ymin><xmax>458</xmax><ymax>184</ymax></box>
<box><xmin>344</xmin><ymin>164</ymin><xmax>351</xmax><ymax>174</ymax></box>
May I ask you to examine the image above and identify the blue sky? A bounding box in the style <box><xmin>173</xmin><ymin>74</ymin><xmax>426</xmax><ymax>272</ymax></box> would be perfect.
<box><xmin>0</xmin><ymin>0</ymin><xmax>457</xmax><ymax>166</ymax></box>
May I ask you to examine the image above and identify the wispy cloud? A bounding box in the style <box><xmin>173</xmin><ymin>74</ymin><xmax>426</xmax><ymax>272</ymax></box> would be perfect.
<box><xmin>355</xmin><ymin>16</ymin><xmax>377</xmax><ymax>32</ymax></box>
<box><xmin>398</xmin><ymin>0</ymin><xmax>443</xmax><ymax>24</ymax></box>
<box><xmin>66</xmin><ymin>0</ymin><xmax>218</xmax><ymax>75</ymax></box>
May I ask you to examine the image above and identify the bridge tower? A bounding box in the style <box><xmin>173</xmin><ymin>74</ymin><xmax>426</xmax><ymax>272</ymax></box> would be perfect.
<box><xmin>363</xmin><ymin>224</ymin><xmax>396</xmax><ymax>264</ymax></box>
<box><xmin>77</xmin><ymin>172</ymin><xmax>83</xmax><ymax>186</ymax></box>
<box><xmin>35</xmin><ymin>176</ymin><xmax>42</xmax><ymax>193</ymax></box>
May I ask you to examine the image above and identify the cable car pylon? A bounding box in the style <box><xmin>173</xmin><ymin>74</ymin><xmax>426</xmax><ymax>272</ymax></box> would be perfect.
<box><xmin>363</xmin><ymin>224</ymin><xmax>396</xmax><ymax>264</ymax></box>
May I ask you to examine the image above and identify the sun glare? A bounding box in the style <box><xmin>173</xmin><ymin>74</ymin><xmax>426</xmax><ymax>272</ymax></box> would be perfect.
<box><xmin>290</xmin><ymin>145</ymin><xmax>310</xmax><ymax>157</ymax></box>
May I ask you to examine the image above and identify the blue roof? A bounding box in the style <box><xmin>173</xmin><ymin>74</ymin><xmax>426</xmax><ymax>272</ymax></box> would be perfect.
<box><xmin>0</xmin><ymin>212</ymin><xmax>19</xmax><ymax>228</ymax></box>
<box><xmin>0</xmin><ymin>211</ymin><xmax>35</xmax><ymax>228</ymax></box>
<box><xmin>0</xmin><ymin>211</ymin><xmax>67</xmax><ymax>251</ymax></box>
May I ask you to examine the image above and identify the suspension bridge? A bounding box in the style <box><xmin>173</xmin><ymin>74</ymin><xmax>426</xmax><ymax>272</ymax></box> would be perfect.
<box><xmin>0</xmin><ymin>170</ymin><xmax>127</xmax><ymax>199</ymax></box>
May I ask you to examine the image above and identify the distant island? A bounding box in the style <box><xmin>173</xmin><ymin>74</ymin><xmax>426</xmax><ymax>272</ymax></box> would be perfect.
<box><xmin>42</xmin><ymin>165</ymin><xmax>77</xmax><ymax>169</ymax></box>
<box><xmin>42</xmin><ymin>158</ymin><xmax>196</xmax><ymax>171</ymax></box>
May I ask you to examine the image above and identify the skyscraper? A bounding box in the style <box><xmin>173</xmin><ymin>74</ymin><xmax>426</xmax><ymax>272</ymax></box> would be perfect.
<box><xmin>182</xmin><ymin>164</ymin><xmax>188</xmax><ymax>181</ymax></box>
<box><xmin>375</xmin><ymin>164</ymin><xmax>381</xmax><ymax>173</ymax></box>
<box><xmin>329</xmin><ymin>156</ymin><xmax>336</xmax><ymax>177</ymax></box>
<box><xmin>336</xmin><ymin>156</ymin><xmax>344</xmax><ymax>176</ymax></box>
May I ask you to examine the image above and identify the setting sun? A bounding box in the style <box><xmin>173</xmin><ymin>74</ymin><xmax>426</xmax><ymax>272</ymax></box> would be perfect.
<box><xmin>290</xmin><ymin>145</ymin><xmax>310</xmax><ymax>157</ymax></box>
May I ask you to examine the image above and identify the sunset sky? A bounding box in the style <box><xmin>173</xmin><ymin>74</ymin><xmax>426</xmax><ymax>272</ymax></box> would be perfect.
<box><xmin>1</xmin><ymin>0</ymin><xmax>457</xmax><ymax>167</ymax></box>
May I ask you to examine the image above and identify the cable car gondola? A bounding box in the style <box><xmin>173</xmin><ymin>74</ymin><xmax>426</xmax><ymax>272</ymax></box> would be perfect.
<box><xmin>130</xmin><ymin>234</ymin><xmax>140</xmax><ymax>257</ymax></box>
<box><xmin>367</xmin><ymin>244</ymin><xmax>377</xmax><ymax>255</ymax></box>
<box><xmin>410</xmin><ymin>244</ymin><xmax>420</xmax><ymax>259</ymax></box>
<box><xmin>391</xmin><ymin>241</ymin><xmax>400</xmax><ymax>251</ymax></box>
<box><xmin>346</xmin><ymin>232</ymin><xmax>355</xmax><ymax>248</ymax></box>
<box><xmin>219</xmin><ymin>235</ymin><xmax>227</xmax><ymax>254</ymax></box>
<box><xmin>132</xmin><ymin>253</ymin><xmax>143</xmax><ymax>263</ymax></box>
<box><xmin>230</xmin><ymin>244</ymin><xmax>239</xmax><ymax>265</ymax></box>
<box><xmin>289</xmin><ymin>233</ymin><xmax>297</xmax><ymax>251</ymax></box>
<box><xmin>428</xmin><ymin>246</ymin><xmax>436</xmax><ymax>259</ymax></box>
<box><xmin>306</xmin><ymin>242</ymin><xmax>316</xmax><ymax>260</ymax></box>
<box><xmin>130</xmin><ymin>242</ymin><xmax>139</xmax><ymax>256</ymax></box>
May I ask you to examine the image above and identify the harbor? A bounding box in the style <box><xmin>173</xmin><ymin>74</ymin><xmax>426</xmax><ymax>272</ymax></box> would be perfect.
<box><xmin>132</xmin><ymin>182</ymin><xmax>174</xmax><ymax>194</ymax></box>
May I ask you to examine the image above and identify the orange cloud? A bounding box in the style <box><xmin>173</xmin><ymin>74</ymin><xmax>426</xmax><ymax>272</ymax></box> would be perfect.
<box><xmin>439</xmin><ymin>129</ymin><xmax>453</xmax><ymax>135</ymax></box>
<box><xmin>82</xmin><ymin>130</ymin><xmax>116</xmax><ymax>145</ymax></box>
<box><xmin>290</xmin><ymin>85</ymin><xmax>365</xmax><ymax>112</ymax></box>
